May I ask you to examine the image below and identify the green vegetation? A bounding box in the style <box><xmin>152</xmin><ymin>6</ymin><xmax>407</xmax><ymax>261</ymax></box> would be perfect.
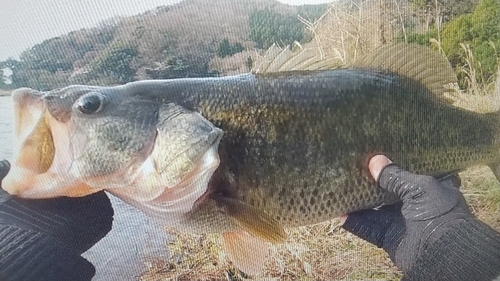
<box><xmin>406</xmin><ymin>29</ymin><xmax>438</xmax><ymax>46</ymax></box>
<box><xmin>441</xmin><ymin>0</ymin><xmax>500</xmax><ymax>86</ymax></box>
<box><xmin>91</xmin><ymin>42</ymin><xmax>138</xmax><ymax>83</ymax></box>
<box><xmin>248</xmin><ymin>5</ymin><xmax>325</xmax><ymax>50</ymax></box>
<box><xmin>249</xmin><ymin>8</ymin><xmax>307</xmax><ymax>49</ymax></box>
<box><xmin>402</xmin><ymin>0</ymin><xmax>500</xmax><ymax>88</ymax></box>
<box><xmin>216</xmin><ymin>39</ymin><xmax>244</xmax><ymax>58</ymax></box>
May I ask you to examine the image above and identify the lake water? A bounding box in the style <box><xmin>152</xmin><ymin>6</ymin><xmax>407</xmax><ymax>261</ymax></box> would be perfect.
<box><xmin>0</xmin><ymin>95</ymin><xmax>169</xmax><ymax>280</ymax></box>
<box><xmin>0</xmin><ymin>96</ymin><xmax>14</xmax><ymax>160</ymax></box>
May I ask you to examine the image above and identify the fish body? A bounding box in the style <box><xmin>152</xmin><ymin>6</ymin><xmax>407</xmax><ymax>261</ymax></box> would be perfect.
<box><xmin>3</xmin><ymin>44</ymin><xmax>500</xmax><ymax>274</ymax></box>
<box><xmin>120</xmin><ymin>68</ymin><xmax>500</xmax><ymax>231</ymax></box>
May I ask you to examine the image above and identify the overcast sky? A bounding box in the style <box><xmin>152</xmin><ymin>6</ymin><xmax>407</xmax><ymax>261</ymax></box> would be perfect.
<box><xmin>0</xmin><ymin>0</ymin><xmax>333</xmax><ymax>62</ymax></box>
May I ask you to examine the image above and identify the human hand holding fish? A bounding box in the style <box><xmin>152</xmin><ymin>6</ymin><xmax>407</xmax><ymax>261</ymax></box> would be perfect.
<box><xmin>2</xmin><ymin>43</ymin><xmax>500</xmax><ymax>277</ymax></box>
<box><xmin>343</xmin><ymin>155</ymin><xmax>500</xmax><ymax>281</ymax></box>
<box><xmin>0</xmin><ymin>159</ymin><xmax>113</xmax><ymax>281</ymax></box>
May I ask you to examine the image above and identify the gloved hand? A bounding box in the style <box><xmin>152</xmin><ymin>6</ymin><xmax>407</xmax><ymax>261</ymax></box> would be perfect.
<box><xmin>0</xmin><ymin>160</ymin><xmax>9</xmax><ymax>183</ymax></box>
<box><xmin>0</xmin><ymin>160</ymin><xmax>114</xmax><ymax>281</ymax></box>
<box><xmin>343</xmin><ymin>155</ymin><xmax>500</xmax><ymax>280</ymax></box>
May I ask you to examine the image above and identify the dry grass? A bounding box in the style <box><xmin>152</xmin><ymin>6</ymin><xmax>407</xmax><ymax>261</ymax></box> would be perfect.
<box><xmin>141</xmin><ymin>223</ymin><xmax>401</xmax><ymax>281</ymax></box>
<box><xmin>141</xmin><ymin>231</ymin><xmax>233</xmax><ymax>281</ymax></box>
<box><xmin>460</xmin><ymin>166</ymin><xmax>500</xmax><ymax>231</ymax></box>
<box><xmin>264</xmin><ymin>224</ymin><xmax>400</xmax><ymax>281</ymax></box>
<box><xmin>445</xmin><ymin>89</ymin><xmax>500</xmax><ymax>113</ymax></box>
<box><xmin>301</xmin><ymin>0</ymin><xmax>408</xmax><ymax>66</ymax></box>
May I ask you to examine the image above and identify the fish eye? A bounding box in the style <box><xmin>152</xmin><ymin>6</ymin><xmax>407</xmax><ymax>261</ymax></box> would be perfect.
<box><xmin>75</xmin><ymin>92</ymin><xmax>105</xmax><ymax>114</ymax></box>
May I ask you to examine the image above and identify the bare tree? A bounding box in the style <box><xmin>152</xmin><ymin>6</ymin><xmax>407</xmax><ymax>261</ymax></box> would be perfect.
<box><xmin>308</xmin><ymin>0</ymin><xmax>409</xmax><ymax>65</ymax></box>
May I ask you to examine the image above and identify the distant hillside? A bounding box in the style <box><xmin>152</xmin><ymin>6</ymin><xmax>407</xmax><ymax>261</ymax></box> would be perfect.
<box><xmin>0</xmin><ymin>0</ymin><xmax>327</xmax><ymax>90</ymax></box>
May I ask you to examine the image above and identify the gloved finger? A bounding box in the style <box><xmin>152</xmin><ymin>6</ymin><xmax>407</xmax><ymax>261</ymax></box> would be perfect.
<box><xmin>0</xmin><ymin>225</ymin><xmax>95</xmax><ymax>281</ymax></box>
<box><xmin>0</xmin><ymin>191</ymin><xmax>113</xmax><ymax>254</ymax></box>
<box><xmin>436</xmin><ymin>173</ymin><xmax>461</xmax><ymax>190</ymax></box>
<box><xmin>342</xmin><ymin>205</ymin><xmax>402</xmax><ymax>248</ymax></box>
<box><xmin>377</xmin><ymin>164</ymin><xmax>462</xmax><ymax>220</ymax></box>
<box><xmin>0</xmin><ymin>160</ymin><xmax>10</xmax><ymax>182</ymax></box>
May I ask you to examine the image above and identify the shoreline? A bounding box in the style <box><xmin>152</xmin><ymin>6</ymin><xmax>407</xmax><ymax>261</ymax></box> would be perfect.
<box><xmin>0</xmin><ymin>90</ymin><xmax>12</xmax><ymax>96</ymax></box>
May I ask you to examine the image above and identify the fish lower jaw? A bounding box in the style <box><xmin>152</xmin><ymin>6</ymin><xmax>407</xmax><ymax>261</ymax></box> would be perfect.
<box><xmin>109</xmin><ymin>143</ymin><xmax>221</xmax><ymax>222</ymax></box>
<box><xmin>1</xmin><ymin>165</ymin><xmax>96</xmax><ymax>199</ymax></box>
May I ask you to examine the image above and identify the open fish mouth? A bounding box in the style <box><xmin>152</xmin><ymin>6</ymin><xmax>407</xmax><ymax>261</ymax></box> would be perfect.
<box><xmin>1</xmin><ymin>88</ymin><xmax>72</xmax><ymax>197</ymax></box>
<box><xmin>9</xmin><ymin>88</ymin><xmax>52</xmax><ymax>173</ymax></box>
<box><xmin>2</xmin><ymin>86</ymin><xmax>224</xmax><ymax>211</ymax></box>
<box><xmin>0</xmin><ymin>88</ymin><xmax>99</xmax><ymax>198</ymax></box>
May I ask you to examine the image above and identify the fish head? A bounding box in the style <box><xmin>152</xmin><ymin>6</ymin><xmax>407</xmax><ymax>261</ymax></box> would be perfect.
<box><xmin>2</xmin><ymin>86</ymin><xmax>223</xmax><ymax>219</ymax></box>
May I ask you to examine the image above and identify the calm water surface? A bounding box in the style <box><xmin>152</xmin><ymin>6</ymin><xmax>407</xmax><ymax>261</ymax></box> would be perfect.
<box><xmin>0</xmin><ymin>95</ymin><xmax>169</xmax><ymax>280</ymax></box>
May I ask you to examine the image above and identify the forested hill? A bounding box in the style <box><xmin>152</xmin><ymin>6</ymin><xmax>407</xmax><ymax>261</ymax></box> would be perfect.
<box><xmin>0</xmin><ymin>0</ymin><xmax>327</xmax><ymax>90</ymax></box>
<box><xmin>1</xmin><ymin>0</ymin><xmax>498</xmax><ymax>93</ymax></box>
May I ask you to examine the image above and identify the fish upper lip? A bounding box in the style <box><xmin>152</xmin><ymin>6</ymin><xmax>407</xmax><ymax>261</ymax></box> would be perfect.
<box><xmin>12</xmin><ymin>88</ymin><xmax>43</xmax><ymax>102</ymax></box>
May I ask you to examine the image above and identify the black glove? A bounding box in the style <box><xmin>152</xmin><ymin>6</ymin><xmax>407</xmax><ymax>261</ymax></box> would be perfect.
<box><xmin>0</xmin><ymin>160</ymin><xmax>9</xmax><ymax>183</ymax></box>
<box><xmin>343</xmin><ymin>168</ymin><xmax>469</xmax><ymax>271</ymax></box>
<box><xmin>0</xmin><ymin>160</ymin><xmax>114</xmax><ymax>281</ymax></box>
<box><xmin>343</xmin><ymin>159</ymin><xmax>500</xmax><ymax>280</ymax></box>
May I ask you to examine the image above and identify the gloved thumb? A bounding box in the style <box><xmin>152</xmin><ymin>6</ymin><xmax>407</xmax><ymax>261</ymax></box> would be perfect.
<box><xmin>368</xmin><ymin>155</ymin><xmax>392</xmax><ymax>181</ymax></box>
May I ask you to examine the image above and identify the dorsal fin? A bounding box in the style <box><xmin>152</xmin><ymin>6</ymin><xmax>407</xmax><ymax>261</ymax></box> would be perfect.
<box><xmin>351</xmin><ymin>44</ymin><xmax>459</xmax><ymax>100</ymax></box>
<box><xmin>253</xmin><ymin>42</ymin><xmax>341</xmax><ymax>74</ymax></box>
<box><xmin>254</xmin><ymin>43</ymin><xmax>461</xmax><ymax>104</ymax></box>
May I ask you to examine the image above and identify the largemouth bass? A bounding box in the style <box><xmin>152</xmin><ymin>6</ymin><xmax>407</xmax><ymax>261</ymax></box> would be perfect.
<box><xmin>3</xmin><ymin>44</ymin><xmax>500</xmax><ymax>274</ymax></box>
